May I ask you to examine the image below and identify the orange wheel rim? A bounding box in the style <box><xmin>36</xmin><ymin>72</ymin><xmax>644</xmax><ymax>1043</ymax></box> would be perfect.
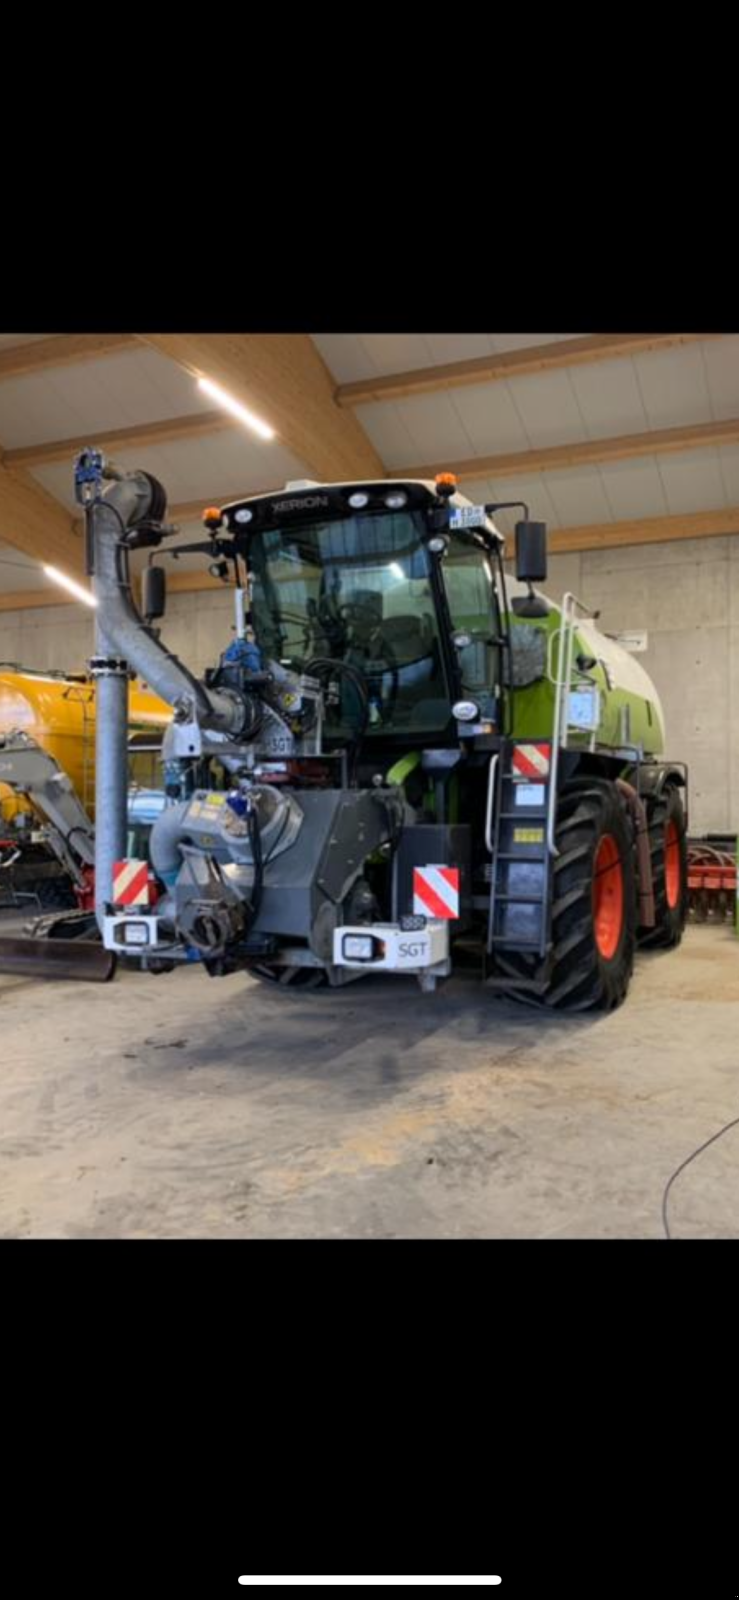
<box><xmin>592</xmin><ymin>833</ymin><xmax>624</xmax><ymax>960</ymax></box>
<box><xmin>665</xmin><ymin>818</ymin><xmax>681</xmax><ymax>909</ymax></box>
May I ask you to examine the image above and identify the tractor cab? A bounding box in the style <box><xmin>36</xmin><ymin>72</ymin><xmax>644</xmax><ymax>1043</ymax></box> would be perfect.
<box><xmin>218</xmin><ymin>479</ymin><xmax>511</xmax><ymax>749</ymax></box>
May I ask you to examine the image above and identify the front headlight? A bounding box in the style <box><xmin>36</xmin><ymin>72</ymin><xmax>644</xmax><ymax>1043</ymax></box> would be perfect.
<box><xmin>453</xmin><ymin>700</ymin><xmax>480</xmax><ymax>722</ymax></box>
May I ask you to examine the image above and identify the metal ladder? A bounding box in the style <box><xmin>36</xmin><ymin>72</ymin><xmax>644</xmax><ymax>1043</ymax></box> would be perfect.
<box><xmin>485</xmin><ymin>592</ymin><xmax>598</xmax><ymax>968</ymax></box>
<box><xmin>485</xmin><ymin>742</ymin><xmax>552</xmax><ymax>961</ymax></box>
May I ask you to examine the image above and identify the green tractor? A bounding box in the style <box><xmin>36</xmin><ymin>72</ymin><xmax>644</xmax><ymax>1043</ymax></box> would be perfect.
<box><xmin>88</xmin><ymin>463</ymin><xmax>688</xmax><ymax>1010</ymax></box>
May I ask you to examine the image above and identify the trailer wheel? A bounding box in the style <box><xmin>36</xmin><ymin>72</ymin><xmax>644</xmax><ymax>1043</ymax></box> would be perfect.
<box><xmin>495</xmin><ymin>778</ymin><xmax>636</xmax><ymax>1011</ymax></box>
<box><xmin>29</xmin><ymin>874</ymin><xmax>78</xmax><ymax>911</ymax></box>
<box><xmin>639</xmin><ymin>786</ymin><xmax>688</xmax><ymax>948</ymax></box>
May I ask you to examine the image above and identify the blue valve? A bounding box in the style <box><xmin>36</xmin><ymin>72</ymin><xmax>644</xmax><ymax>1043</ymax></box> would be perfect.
<box><xmin>226</xmin><ymin>789</ymin><xmax>249</xmax><ymax>817</ymax></box>
<box><xmin>223</xmin><ymin>636</ymin><xmax>262</xmax><ymax>673</ymax></box>
<box><xmin>74</xmin><ymin>448</ymin><xmax>106</xmax><ymax>506</ymax></box>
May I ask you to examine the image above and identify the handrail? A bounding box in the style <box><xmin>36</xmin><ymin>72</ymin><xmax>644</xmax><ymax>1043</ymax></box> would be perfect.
<box><xmin>485</xmin><ymin>753</ymin><xmax>499</xmax><ymax>854</ymax></box>
<box><xmin>547</xmin><ymin>593</ymin><xmax>598</xmax><ymax>856</ymax></box>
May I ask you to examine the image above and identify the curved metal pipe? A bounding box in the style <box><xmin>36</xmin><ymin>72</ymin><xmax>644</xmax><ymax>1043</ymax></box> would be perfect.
<box><xmin>149</xmin><ymin>799</ymin><xmax>191</xmax><ymax>886</ymax></box>
<box><xmin>90</xmin><ymin>479</ymin><xmax>243</xmax><ymax>734</ymax></box>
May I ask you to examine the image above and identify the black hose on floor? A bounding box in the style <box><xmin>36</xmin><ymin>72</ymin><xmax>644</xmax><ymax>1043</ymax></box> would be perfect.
<box><xmin>662</xmin><ymin>1115</ymin><xmax>739</xmax><ymax>1238</ymax></box>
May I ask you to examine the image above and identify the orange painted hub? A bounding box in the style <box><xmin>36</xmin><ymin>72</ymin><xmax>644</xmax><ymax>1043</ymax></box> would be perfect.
<box><xmin>592</xmin><ymin>833</ymin><xmax>624</xmax><ymax>960</ymax></box>
<box><xmin>665</xmin><ymin>818</ymin><xmax>681</xmax><ymax>909</ymax></box>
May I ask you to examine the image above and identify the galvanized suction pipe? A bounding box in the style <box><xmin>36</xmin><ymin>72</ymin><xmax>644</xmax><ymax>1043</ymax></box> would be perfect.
<box><xmin>90</xmin><ymin>483</ymin><xmax>215</xmax><ymax>723</ymax></box>
<box><xmin>91</xmin><ymin>636</ymin><xmax>129</xmax><ymax>924</ymax></box>
<box><xmin>89</xmin><ymin>474</ymin><xmax>246</xmax><ymax>930</ymax></box>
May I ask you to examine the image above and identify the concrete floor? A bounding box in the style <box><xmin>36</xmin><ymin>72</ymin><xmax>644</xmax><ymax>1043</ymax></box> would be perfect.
<box><xmin>1</xmin><ymin>918</ymin><xmax>738</xmax><ymax>1238</ymax></box>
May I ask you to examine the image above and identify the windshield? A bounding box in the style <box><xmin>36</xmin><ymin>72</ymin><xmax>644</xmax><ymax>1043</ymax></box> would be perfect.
<box><xmin>248</xmin><ymin>510</ymin><xmax>452</xmax><ymax>738</ymax></box>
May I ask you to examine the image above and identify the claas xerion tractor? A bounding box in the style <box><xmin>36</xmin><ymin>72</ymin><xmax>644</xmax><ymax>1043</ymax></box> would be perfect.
<box><xmin>78</xmin><ymin>453</ymin><xmax>688</xmax><ymax>1010</ymax></box>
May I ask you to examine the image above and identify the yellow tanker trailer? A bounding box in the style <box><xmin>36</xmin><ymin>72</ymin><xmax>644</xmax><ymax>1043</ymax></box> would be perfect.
<box><xmin>0</xmin><ymin>667</ymin><xmax>171</xmax><ymax>910</ymax></box>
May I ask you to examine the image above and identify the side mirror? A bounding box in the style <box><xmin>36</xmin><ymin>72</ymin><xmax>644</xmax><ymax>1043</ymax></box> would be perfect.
<box><xmin>142</xmin><ymin>564</ymin><xmax>167</xmax><ymax>622</ymax></box>
<box><xmin>515</xmin><ymin>520</ymin><xmax>548</xmax><ymax>584</ymax></box>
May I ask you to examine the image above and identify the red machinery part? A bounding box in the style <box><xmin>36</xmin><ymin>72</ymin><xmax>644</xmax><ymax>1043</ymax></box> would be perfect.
<box><xmin>687</xmin><ymin>844</ymin><xmax>736</xmax><ymax>921</ymax></box>
<box><xmin>75</xmin><ymin>864</ymin><xmax>97</xmax><ymax>912</ymax></box>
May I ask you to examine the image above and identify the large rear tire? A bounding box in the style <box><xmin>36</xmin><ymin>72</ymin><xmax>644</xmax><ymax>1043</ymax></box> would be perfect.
<box><xmin>639</xmin><ymin>786</ymin><xmax>688</xmax><ymax>948</ymax></box>
<box><xmin>495</xmin><ymin>777</ymin><xmax>636</xmax><ymax>1011</ymax></box>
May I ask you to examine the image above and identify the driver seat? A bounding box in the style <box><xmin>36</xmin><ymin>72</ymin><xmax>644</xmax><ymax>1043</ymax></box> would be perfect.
<box><xmin>373</xmin><ymin>615</ymin><xmax>440</xmax><ymax>708</ymax></box>
<box><xmin>379</xmin><ymin>613</ymin><xmax>434</xmax><ymax>664</ymax></box>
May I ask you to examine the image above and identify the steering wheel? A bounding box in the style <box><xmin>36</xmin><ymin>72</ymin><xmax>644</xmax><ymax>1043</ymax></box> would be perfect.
<box><xmin>338</xmin><ymin>600</ymin><xmax>382</xmax><ymax>630</ymax></box>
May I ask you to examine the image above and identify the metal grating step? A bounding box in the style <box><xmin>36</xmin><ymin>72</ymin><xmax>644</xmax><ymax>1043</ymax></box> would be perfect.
<box><xmin>489</xmin><ymin>936</ymin><xmax>546</xmax><ymax>949</ymax></box>
<box><xmin>495</xmin><ymin>850</ymin><xmax>548</xmax><ymax>863</ymax></box>
<box><xmin>494</xmin><ymin>894</ymin><xmax>548</xmax><ymax>905</ymax></box>
<box><xmin>498</xmin><ymin>810</ymin><xmax>549</xmax><ymax>821</ymax></box>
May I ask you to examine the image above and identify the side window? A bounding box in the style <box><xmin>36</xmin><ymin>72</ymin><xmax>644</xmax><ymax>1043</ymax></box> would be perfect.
<box><xmin>443</xmin><ymin>542</ymin><xmax>498</xmax><ymax>712</ymax></box>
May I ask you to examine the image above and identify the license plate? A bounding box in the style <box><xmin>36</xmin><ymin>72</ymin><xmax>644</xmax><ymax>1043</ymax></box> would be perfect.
<box><xmin>449</xmin><ymin>505</ymin><xmax>487</xmax><ymax>530</ymax></box>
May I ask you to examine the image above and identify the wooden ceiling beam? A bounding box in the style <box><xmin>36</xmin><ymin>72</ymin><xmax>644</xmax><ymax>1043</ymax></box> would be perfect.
<box><xmin>514</xmin><ymin>505</ymin><xmax>739</xmax><ymax>558</ymax></box>
<box><xmin>0</xmin><ymin>464</ymin><xmax>83</xmax><ymax>574</ymax></box>
<box><xmin>6</xmin><ymin>506</ymin><xmax>739</xmax><ymax>612</ymax></box>
<box><xmin>335</xmin><ymin>333</ymin><xmax>716</xmax><ymax>406</ymax></box>
<box><xmin>3</xmin><ymin>410</ymin><xmax>233</xmax><ymax>470</ymax></box>
<box><xmin>394</xmin><ymin>414</ymin><xmax>739</xmax><ymax>485</ymax></box>
<box><xmin>137</xmin><ymin>333</ymin><xmax>384</xmax><ymax>481</ymax></box>
<box><xmin>0</xmin><ymin>334</ymin><xmax>137</xmax><ymax>381</ymax></box>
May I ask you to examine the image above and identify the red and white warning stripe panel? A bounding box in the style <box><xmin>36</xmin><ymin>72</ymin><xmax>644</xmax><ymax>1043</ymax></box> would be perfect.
<box><xmin>413</xmin><ymin>865</ymin><xmax>460</xmax><ymax>920</ymax></box>
<box><xmin>112</xmin><ymin>859</ymin><xmax>151</xmax><ymax>907</ymax></box>
<box><xmin>512</xmin><ymin>742</ymin><xmax>551</xmax><ymax>780</ymax></box>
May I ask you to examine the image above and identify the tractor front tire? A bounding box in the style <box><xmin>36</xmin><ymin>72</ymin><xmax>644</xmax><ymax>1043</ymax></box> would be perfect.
<box><xmin>546</xmin><ymin>779</ymin><xmax>636</xmax><ymax>1010</ymax></box>
<box><xmin>495</xmin><ymin>778</ymin><xmax>636</xmax><ymax>1011</ymax></box>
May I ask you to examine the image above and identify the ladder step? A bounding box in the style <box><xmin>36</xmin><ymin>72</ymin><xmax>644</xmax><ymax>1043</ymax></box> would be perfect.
<box><xmin>494</xmin><ymin>894</ymin><xmax>547</xmax><ymax>904</ymax></box>
<box><xmin>495</xmin><ymin>851</ymin><xmax>548</xmax><ymax>862</ymax></box>
<box><xmin>489</xmin><ymin>936</ymin><xmax>546</xmax><ymax>949</ymax></box>
<box><xmin>498</xmin><ymin>810</ymin><xmax>548</xmax><ymax>820</ymax></box>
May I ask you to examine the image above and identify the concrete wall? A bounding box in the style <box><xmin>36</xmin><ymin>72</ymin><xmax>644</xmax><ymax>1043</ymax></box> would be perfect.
<box><xmin>0</xmin><ymin>590</ymin><xmax>236</xmax><ymax>680</ymax></box>
<box><xmin>2</xmin><ymin>538</ymin><xmax>737</xmax><ymax>834</ymax></box>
